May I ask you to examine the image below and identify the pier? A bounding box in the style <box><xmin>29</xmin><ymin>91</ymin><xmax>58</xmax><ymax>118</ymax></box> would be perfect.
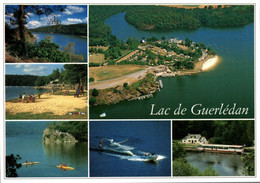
<box><xmin>129</xmin><ymin>94</ymin><xmax>153</xmax><ymax>101</ymax></box>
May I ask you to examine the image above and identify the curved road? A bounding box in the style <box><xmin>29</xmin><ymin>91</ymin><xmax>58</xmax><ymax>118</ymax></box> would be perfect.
<box><xmin>89</xmin><ymin>67</ymin><xmax>152</xmax><ymax>90</ymax></box>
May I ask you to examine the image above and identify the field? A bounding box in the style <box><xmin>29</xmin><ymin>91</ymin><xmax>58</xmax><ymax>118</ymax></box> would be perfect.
<box><xmin>89</xmin><ymin>65</ymin><xmax>147</xmax><ymax>81</ymax></box>
<box><xmin>89</xmin><ymin>53</ymin><xmax>105</xmax><ymax>64</ymax></box>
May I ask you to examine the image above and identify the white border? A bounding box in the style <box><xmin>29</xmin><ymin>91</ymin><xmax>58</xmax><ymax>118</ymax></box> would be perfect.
<box><xmin>1</xmin><ymin>0</ymin><xmax>259</xmax><ymax>182</ymax></box>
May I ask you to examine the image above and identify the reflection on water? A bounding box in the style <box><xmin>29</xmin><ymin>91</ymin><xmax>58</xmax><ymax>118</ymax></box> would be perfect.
<box><xmin>185</xmin><ymin>152</ymin><xmax>244</xmax><ymax>176</ymax></box>
<box><xmin>43</xmin><ymin>142</ymin><xmax>88</xmax><ymax>168</ymax></box>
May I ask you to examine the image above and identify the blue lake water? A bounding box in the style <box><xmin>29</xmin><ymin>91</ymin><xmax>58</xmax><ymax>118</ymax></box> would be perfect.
<box><xmin>34</xmin><ymin>32</ymin><xmax>87</xmax><ymax>61</ymax></box>
<box><xmin>6</xmin><ymin>121</ymin><xmax>88</xmax><ymax>177</ymax></box>
<box><xmin>89</xmin><ymin>121</ymin><xmax>171</xmax><ymax>177</ymax></box>
<box><xmin>5</xmin><ymin>86</ymin><xmax>47</xmax><ymax>101</ymax></box>
<box><xmin>90</xmin><ymin>12</ymin><xmax>254</xmax><ymax>119</ymax></box>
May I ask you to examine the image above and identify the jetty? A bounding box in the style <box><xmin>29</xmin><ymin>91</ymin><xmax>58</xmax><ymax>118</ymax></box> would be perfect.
<box><xmin>129</xmin><ymin>94</ymin><xmax>153</xmax><ymax>101</ymax></box>
<box><xmin>158</xmin><ymin>80</ymin><xmax>163</xmax><ymax>88</ymax></box>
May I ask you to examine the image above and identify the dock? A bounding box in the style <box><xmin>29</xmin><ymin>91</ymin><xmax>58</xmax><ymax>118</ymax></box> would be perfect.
<box><xmin>159</xmin><ymin>80</ymin><xmax>163</xmax><ymax>88</ymax></box>
<box><xmin>129</xmin><ymin>94</ymin><xmax>153</xmax><ymax>101</ymax></box>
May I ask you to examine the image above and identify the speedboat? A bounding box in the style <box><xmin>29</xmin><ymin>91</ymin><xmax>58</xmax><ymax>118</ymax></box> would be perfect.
<box><xmin>100</xmin><ymin>113</ymin><xmax>106</xmax><ymax>117</ymax></box>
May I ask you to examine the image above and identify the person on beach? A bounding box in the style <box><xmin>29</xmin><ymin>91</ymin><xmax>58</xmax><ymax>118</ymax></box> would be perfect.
<box><xmin>22</xmin><ymin>93</ymin><xmax>26</xmax><ymax>99</ymax></box>
<box><xmin>18</xmin><ymin>93</ymin><xmax>22</xmax><ymax>99</ymax></box>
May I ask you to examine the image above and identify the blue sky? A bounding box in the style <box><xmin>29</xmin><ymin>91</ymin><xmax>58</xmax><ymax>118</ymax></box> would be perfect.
<box><xmin>5</xmin><ymin>5</ymin><xmax>87</xmax><ymax>29</ymax></box>
<box><xmin>5</xmin><ymin>64</ymin><xmax>65</xmax><ymax>76</ymax></box>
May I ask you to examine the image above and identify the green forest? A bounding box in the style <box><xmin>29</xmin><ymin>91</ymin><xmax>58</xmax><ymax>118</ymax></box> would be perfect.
<box><xmin>47</xmin><ymin>121</ymin><xmax>88</xmax><ymax>142</ymax></box>
<box><xmin>125</xmin><ymin>5</ymin><xmax>254</xmax><ymax>30</ymax></box>
<box><xmin>89</xmin><ymin>5</ymin><xmax>128</xmax><ymax>46</ymax></box>
<box><xmin>30</xmin><ymin>23</ymin><xmax>87</xmax><ymax>36</ymax></box>
<box><xmin>6</xmin><ymin>64</ymin><xmax>88</xmax><ymax>88</ymax></box>
<box><xmin>172</xmin><ymin>120</ymin><xmax>254</xmax><ymax>146</ymax></box>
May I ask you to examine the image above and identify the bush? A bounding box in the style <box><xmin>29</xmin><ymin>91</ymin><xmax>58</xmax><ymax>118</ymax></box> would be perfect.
<box><xmin>123</xmin><ymin>83</ymin><xmax>128</xmax><ymax>88</ymax></box>
<box><xmin>89</xmin><ymin>77</ymin><xmax>95</xmax><ymax>82</ymax></box>
<box><xmin>89</xmin><ymin>97</ymin><xmax>96</xmax><ymax>105</ymax></box>
<box><xmin>92</xmin><ymin>88</ymin><xmax>99</xmax><ymax>97</ymax></box>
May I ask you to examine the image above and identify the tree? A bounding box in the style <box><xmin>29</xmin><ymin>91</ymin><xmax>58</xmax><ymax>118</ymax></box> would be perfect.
<box><xmin>92</xmin><ymin>88</ymin><xmax>99</xmax><ymax>97</ymax></box>
<box><xmin>6</xmin><ymin>154</ymin><xmax>22</xmax><ymax>177</ymax></box>
<box><xmin>89</xmin><ymin>96</ymin><xmax>96</xmax><ymax>105</ymax></box>
<box><xmin>5</xmin><ymin>5</ymin><xmax>65</xmax><ymax>57</ymax></box>
<box><xmin>172</xmin><ymin>142</ymin><xmax>186</xmax><ymax>160</ymax></box>
<box><xmin>241</xmin><ymin>149</ymin><xmax>255</xmax><ymax>176</ymax></box>
<box><xmin>123</xmin><ymin>82</ymin><xmax>128</xmax><ymax>88</ymax></box>
<box><xmin>63</xmin><ymin>64</ymin><xmax>88</xmax><ymax>88</ymax></box>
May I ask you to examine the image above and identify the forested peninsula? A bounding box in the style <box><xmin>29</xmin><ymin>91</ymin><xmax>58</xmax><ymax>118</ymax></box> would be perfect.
<box><xmin>30</xmin><ymin>23</ymin><xmax>87</xmax><ymax>36</ymax></box>
<box><xmin>125</xmin><ymin>5</ymin><xmax>254</xmax><ymax>30</ymax></box>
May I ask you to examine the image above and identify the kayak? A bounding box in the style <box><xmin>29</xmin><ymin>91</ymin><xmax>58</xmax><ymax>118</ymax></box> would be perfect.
<box><xmin>56</xmin><ymin>165</ymin><xmax>74</xmax><ymax>170</ymax></box>
<box><xmin>22</xmin><ymin>162</ymin><xmax>40</xmax><ymax>166</ymax></box>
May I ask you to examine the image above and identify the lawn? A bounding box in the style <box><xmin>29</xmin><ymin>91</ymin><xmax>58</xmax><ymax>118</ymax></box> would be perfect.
<box><xmin>89</xmin><ymin>65</ymin><xmax>147</xmax><ymax>81</ymax></box>
<box><xmin>89</xmin><ymin>53</ymin><xmax>105</xmax><ymax>64</ymax></box>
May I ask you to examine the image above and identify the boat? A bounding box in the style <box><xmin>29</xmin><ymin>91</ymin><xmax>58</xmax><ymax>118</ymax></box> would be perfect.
<box><xmin>56</xmin><ymin>165</ymin><xmax>74</xmax><ymax>170</ymax></box>
<box><xmin>144</xmin><ymin>154</ymin><xmax>158</xmax><ymax>161</ymax></box>
<box><xmin>22</xmin><ymin>162</ymin><xmax>40</xmax><ymax>166</ymax></box>
<box><xmin>196</xmin><ymin>144</ymin><xmax>244</xmax><ymax>154</ymax></box>
<box><xmin>100</xmin><ymin>113</ymin><xmax>106</xmax><ymax>118</ymax></box>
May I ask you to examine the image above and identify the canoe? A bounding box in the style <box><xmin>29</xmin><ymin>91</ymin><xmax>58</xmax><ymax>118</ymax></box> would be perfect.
<box><xmin>56</xmin><ymin>165</ymin><xmax>74</xmax><ymax>170</ymax></box>
<box><xmin>22</xmin><ymin>162</ymin><xmax>40</xmax><ymax>166</ymax></box>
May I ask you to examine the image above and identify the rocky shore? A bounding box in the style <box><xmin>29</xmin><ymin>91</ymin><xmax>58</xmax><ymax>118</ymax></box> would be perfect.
<box><xmin>42</xmin><ymin>128</ymin><xmax>78</xmax><ymax>144</ymax></box>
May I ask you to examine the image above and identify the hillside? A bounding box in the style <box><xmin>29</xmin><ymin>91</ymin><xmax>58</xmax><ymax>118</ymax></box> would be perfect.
<box><xmin>30</xmin><ymin>23</ymin><xmax>87</xmax><ymax>36</ymax></box>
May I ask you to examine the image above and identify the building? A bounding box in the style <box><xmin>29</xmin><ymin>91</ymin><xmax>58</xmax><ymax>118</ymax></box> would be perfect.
<box><xmin>182</xmin><ymin>134</ymin><xmax>208</xmax><ymax>144</ymax></box>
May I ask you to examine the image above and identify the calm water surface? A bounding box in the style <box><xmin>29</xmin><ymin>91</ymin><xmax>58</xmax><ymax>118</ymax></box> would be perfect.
<box><xmin>185</xmin><ymin>152</ymin><xmax>244</xmax><ymax>176</ymax></box>
<box><xmin>6</xmin><ymin>121</ymin><xmax>88</xmax><ymax>177</ymax></box>
<box><xmin>5</xmin><ymin>86</ymin><xmax>47</xmax><ymax>101</ymax></box>
<box><xmin>90</xmin><ymin>12</ymin><xmax>254</xmax><ymax>119</ymax></box>
<box><xmin>90</xmin><ymin>121</ymin><xmax>171</xmax><ymax>177</ymax></box>
<box><xmin>34</xmin><ymin>32</ymin><xmax>87</xmax><ymax>61</ymax></box>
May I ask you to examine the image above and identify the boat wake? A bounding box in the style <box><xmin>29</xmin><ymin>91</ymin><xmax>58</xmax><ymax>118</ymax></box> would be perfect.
<box><xmin>91</xmin><ymin>138</ymin><xmax>166</xmax><ymax>162</ymax></box>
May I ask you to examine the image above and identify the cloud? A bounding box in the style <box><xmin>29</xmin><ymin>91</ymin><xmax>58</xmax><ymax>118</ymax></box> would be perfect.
<box><xmin>62</xmin><ymin>18</ymin><xmax>84</xmax><ymax>25</ymax></box>
<box><xmin>63</xmin><ymin>5</ymin><xmax>85</xmax><ymax>15</ymax></box>
<box><xmin>26</xmin><ymin>12</ymin><xmax>34</xmax><ymax>19</ymax></box>
<box><xmin>27</xmin><ymin>20</ymin><xmax>42</xmax><ymax>29</ymax></box>
<box><xmin>14</xmin><ymin>65</ymin><xmax>23</xmax><ymax>68</ymax></box>
<box><xmin>23</xmin><ymin>65</ymin><xmax>48</xmax><ymax>75</ymax></box>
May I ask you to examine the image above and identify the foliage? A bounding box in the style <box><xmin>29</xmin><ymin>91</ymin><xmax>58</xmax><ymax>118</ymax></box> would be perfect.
<box><xmin>89</xmin><ymin>96</ymin><xmax>96</xmax><ymax>105</ymax></box>
<box><xmin>6</xmin><ymin>154</ymin><xmax>22</xmax><ymax>177</ymax></box>
<box><xmin>6</xmin><ymin>74</ymin><xmax>39</xmax><ymax>86</ymax></box>
<box><xmin>172</xmin><ymin>142</ymin><xmax>186</xmax><ymax>160</ymax></box>
<box><xmin>89</xmin><ymin>5</ymin><xmax>128</xmax><ymax>46</ymax></box>
<box><xmin>172</xmin><ymin>120</ymin><xmax>254</xmax><ymax>146</ymax></box>
<box><xmin>89</xmin><ymin>77</ymin><xmax>95</xmax><ymax>82</ymax></box>
<box><xmin>31</xmin><ymin>23</ymin><xmax>87</xmax><ymax>36</ymax></box>
<box><xmin>125</xmin><ymin>5</ymin><xmax>254</xmax><ymax>31</ymax></box>
<box><xmin>47</xmin><ymin>121</ymin><xmax>88</xmax><ymax>142</ymax></box>
<box><xmin>92</xmin><ymin>88</ymin><xmax>99</xmax><ymax>97</ymax></box>
<box><xmin>241</xmin><ymin>149</ymin><xmax>255</xmax><ymax>176</ymax></box>
<box><xmin>173</xmin><ymin>158</ymin><xmax>219</xmax><ymax>176</ymax></box>
<box><xmin>123</xmin><ymin>82</ymin><xmax>128</xmax><ymax>88</ymax></box>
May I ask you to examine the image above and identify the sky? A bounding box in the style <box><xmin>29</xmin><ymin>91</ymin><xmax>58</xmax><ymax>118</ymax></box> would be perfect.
<box><xmin>5</xmin><ymin>64</ymin><xmax>65</xmax><ymax>76</ymax></box>
<box><xmin>5</xmin><ymin>5</ymin><xmax>88</xmax><ymax>29</ymax></box>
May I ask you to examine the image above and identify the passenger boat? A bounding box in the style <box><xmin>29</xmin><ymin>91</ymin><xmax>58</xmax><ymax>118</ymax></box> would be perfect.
<box><xmin>196</xmin><ymin>144</ymin><xmax>244</xmax><ymax>154</ymax></box>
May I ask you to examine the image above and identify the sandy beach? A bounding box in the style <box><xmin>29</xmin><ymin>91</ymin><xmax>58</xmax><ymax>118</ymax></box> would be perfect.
<box><xmin>202</xmin><ymin>56</ymin><xmax>219</xmax><ymax>71</ymax></box>
<box><xmin>6</xmin><ymin>93</ymin><xmax>87</xmax><ymax>116</ymax></box>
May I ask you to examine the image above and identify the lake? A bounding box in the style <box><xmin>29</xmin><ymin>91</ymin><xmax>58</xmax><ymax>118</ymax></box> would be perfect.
<box><xmin>34</xmin><ymin>32</ymin><xmax>87</xmax><ymax>62</ymax></box>
<box><xmin>5</xmin><ymin>86</ymin><xmax>47</xmax><ymax>101</ymax></box>
<box><xmin>184</xmin><ymin>152</ymin><xmax>244</xmax><ymax>176</ymax></box>
<box><xmin>89</xmin><ymin>121</ymin><xmax>171</xmax><ymax>177</ymax></box>
<box><xmin>6</xmin><ymin>121</ymin><xmax>88</xmax><ymax>177</ymax></box>
<box><xmin>90</xmin><ymin>12</ymin><xmax>254</xmax><ymax>119</ymax></box>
